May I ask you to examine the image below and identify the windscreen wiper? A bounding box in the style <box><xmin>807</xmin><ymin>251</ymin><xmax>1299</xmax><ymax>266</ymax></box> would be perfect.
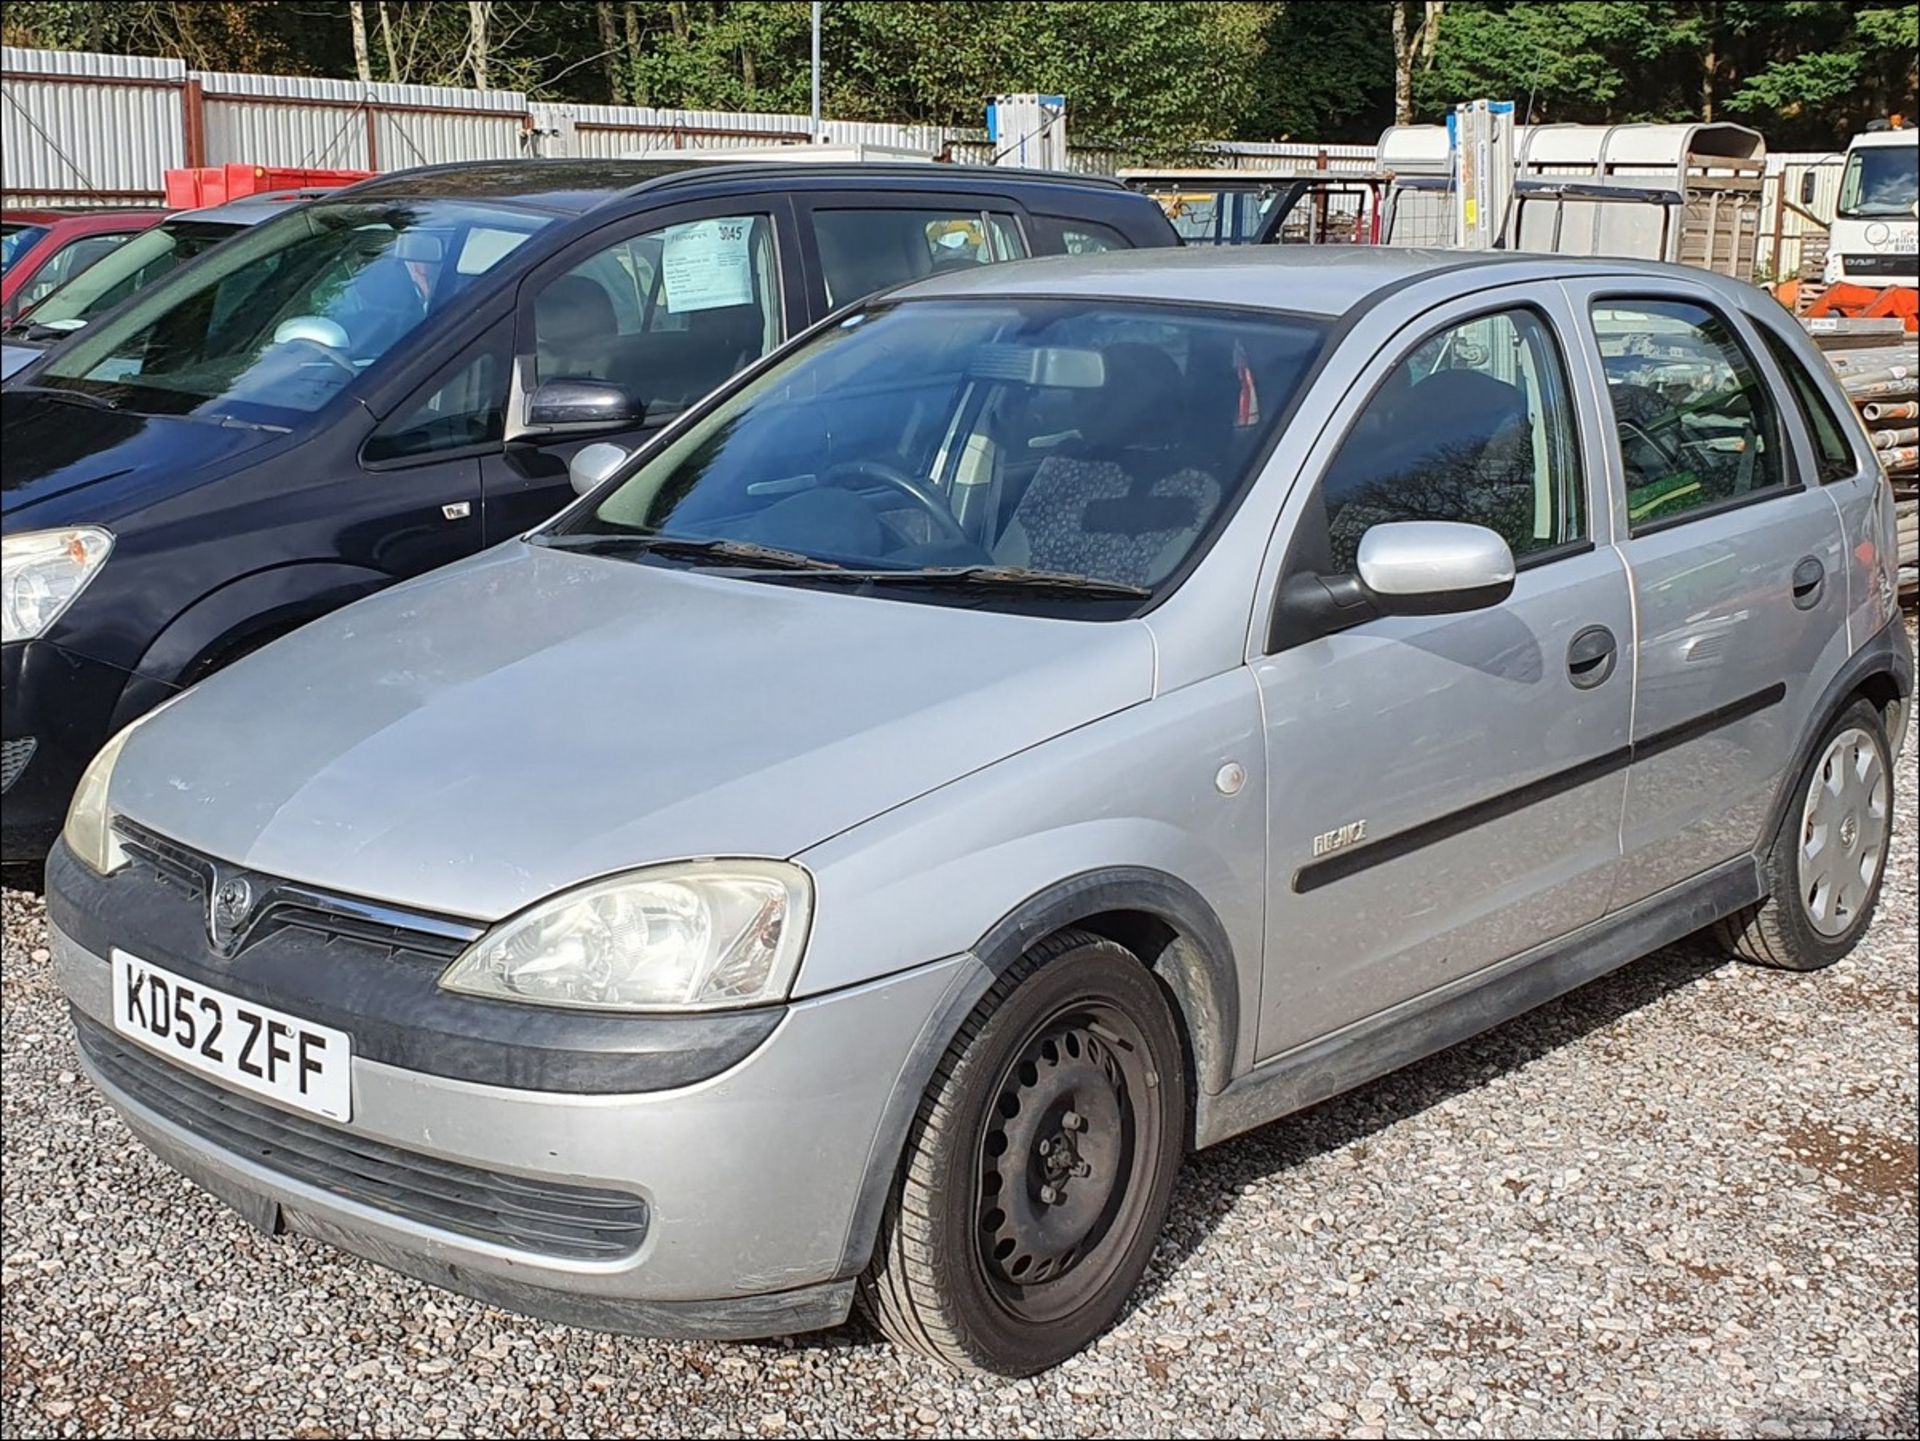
<box><xmin>23</xmin><ymin>385</ymin><xmax>117</xmax><ymax>411</ymax></box>
<box><xmin>533</xmin><ymin>532</ymin><xmax>845</xmax><ymax>572</ymax></box>
<box><xmin>773</xmin><ymin>565</ymin><xmax>1152</xmax><ymax>599</ymax></box>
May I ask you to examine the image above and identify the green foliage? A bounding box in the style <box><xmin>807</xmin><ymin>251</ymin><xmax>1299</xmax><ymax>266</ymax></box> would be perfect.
<box><xmin>1415</xmin><ymin>2</ymin><xmax>1738</xmax><ymax>123</ymax></box>
<box><xmin>823</xmin><ymin>1</ymin><xmax>1268</xmax><ymax>152</ymax></box>
<box><xmin>1729</xmin><ymin>3</ymin><xmax>1919</xmax><ymax>141</ymax></box>
<box><xmin>1231</xmin><ymin>1</ymin><xmax>1393</xmax><ymax>141</ymax></box>
<box><xmin>2</xmin><ymin>1</ymin><xmax>1915</xmax><ymax>150</ymax></box>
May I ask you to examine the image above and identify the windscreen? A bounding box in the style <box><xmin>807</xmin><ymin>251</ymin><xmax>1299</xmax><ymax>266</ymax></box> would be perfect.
<box><xmin>34</xmin><ymin>199</ymin><xmax>551</xmax><ymax>423</ymax></box>
<box><xmin>11</xmin><ymin>219</ymin><xmax>242</xmax><ymax>331</ymax></box>
<box><xmin>542</xmin><ymin>297</ymin><xmax>1327</xmax><ymax>614</ymax></box>
<box><xmin>1838</xmin><ymin>144</ymin><xmax>1920</xmax><ymax>219</ymax></box>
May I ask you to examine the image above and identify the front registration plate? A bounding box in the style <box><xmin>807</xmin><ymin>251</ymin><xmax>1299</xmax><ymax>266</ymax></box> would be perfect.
<box><xmin>110</xmin><ymin>950</ymin><xmax>352</xmax><ymax>1122</ymax></box>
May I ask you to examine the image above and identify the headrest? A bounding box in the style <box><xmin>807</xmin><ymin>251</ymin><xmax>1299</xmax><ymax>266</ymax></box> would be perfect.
<box><xmin>537</xmin><ymin>274</ymin><xmax>617</xmax><ymax>343</ymax></box>
<box><xmin>1090</xmin><ymin>342</ymin><xmax>1185</xmax><ymax>449</ymax></box>
<box><xmin>1408</xmin><ymin>369</ymin><xmax>1528</xmax><ymax>447</ymax></box>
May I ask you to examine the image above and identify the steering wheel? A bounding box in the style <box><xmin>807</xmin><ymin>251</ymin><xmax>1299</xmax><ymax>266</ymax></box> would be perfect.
<box><xmin>820</xmin><ymin>458</ymin><xmax>973</xmax><ymax>549</ymax></box>
<box><xmin>277</xmin><ymin>335</ymin><xmax>358</xmax><ymax>379</ymax></box>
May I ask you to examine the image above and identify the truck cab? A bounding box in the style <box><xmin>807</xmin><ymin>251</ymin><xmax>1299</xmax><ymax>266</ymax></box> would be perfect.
<box><xmin>1823</xmin><ymin>125</ymin><xmax>1918</xmax><ymax>290</ymax></box>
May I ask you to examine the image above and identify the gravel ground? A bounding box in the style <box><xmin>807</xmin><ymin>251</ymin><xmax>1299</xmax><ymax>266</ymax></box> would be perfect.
<box><xmin>3</xmin><ymin>680</ymin><xmax>1916</xmax><ymax>1438</ymax></box>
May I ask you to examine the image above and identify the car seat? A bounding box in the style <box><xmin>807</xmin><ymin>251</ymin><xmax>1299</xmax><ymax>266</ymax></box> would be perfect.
<box><xmin>535</xmin><ymin>273</ymin><xmax>620</xmax><ymax>382</ymax></box>
<box><xmin>1002</xmin><ymin>343</ymin><xmax>1223</xmax><ymax>586</ymax></box>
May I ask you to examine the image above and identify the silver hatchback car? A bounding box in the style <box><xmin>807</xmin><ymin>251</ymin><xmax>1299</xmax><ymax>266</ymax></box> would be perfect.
<box><xmin>46</xmin><ymin>249</ymin><xmax>1912</xmax><ymax>1375</ymax></box>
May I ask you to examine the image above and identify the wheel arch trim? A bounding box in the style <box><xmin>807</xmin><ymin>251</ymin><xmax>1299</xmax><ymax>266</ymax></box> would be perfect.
<box><xmin>833</xmin><ymin>867</ymin><xmax>1244</xmax><ymax>1282</ymax></box>
<box><xmin>1753</xmin><ymin>615</ymin><xmax>1913</xmax><ymax>873</ymax></box>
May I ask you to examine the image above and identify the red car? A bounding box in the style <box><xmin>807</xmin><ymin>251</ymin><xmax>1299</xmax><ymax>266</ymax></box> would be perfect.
<box><xmin>1</xmin><ymin>209</ymin><xmax>170</xmax><ymax>323</ymax></box>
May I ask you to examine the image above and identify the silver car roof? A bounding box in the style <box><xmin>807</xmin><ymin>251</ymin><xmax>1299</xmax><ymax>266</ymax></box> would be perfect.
<box><xmin>893</xmin><ymin>246</ymin><xmax>1771</xmax><ymax>319</ymax></box>
<box><xmin>173</xmin><ymin>190</ymin><xmax>329</xmax><ymax>227</ymax></box>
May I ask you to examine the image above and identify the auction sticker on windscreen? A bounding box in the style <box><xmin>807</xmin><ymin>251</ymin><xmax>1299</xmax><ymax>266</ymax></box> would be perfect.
<box><xmin>661</xmin><ymin>216</ymin><xmax>756</xmax><ymax>312</ymax></box>
<box><xmin>110</xmin><ymin>950</ymin><xmax>353</xmax><ymax>1121</ymax></box>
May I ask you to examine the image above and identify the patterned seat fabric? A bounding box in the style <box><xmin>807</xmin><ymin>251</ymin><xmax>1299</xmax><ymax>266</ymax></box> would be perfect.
<box><xmin>1012</xmin><ymin>460</ymin><xmax>1222</xmax><ymax>586</ymax></box>
<box><xmin>1007</xmin><ymin>344</ymin><xmax>1223</xmax><ymax>587</ymax></box>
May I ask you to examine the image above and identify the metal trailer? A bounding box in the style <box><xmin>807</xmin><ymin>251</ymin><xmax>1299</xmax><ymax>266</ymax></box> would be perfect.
<box><xmin>1117</xmin><ymin>167</ymin><xmax>1391</xmax><ymax>247</ymax></box>
<box><xmin>1378</xmin><ymin>121</ymin><xmax>1768</xmax><ymax>279</ymax></box>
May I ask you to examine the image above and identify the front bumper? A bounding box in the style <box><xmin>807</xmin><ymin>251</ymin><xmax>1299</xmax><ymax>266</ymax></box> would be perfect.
<box><xmin>52</xmin><ymin>907</ymin><xmax>980</xmax><ymax>1338</ymax></box>
<box><xmin>1</xmin><ymin>639</ymin><xmax>139</xmax><ymax>860</ymax></box>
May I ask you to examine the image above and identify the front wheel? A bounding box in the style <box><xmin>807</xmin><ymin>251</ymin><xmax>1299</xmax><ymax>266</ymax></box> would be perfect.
<box><xmin>860</xmin><ymin>930</ymin><xmax>1188</xmax><ymax>1375</ymax></box>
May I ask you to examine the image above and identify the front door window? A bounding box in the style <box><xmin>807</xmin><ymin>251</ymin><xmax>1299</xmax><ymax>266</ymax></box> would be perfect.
<box><xmin>530</xmin><ymin>213</ymin><xmax>781</xmax><ymax>422</ymax></box>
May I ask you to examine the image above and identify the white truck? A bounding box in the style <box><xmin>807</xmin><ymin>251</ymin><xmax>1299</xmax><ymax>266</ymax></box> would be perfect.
<box><xmin>1821</xmin><ymin>124</ymin><xmax>1918</xmax><ymax>290</ymax></box>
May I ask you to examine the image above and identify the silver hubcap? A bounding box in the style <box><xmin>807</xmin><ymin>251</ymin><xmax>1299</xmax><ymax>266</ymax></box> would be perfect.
<box><xmin>1798</xmin><ymin>727</ymin><xmax>1888</xmax><ymax>937</ymax></box>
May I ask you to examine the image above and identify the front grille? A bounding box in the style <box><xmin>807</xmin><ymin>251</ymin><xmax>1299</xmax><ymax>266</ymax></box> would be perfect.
<box><xmin>114</xmin><ymin>818</ymin><xmax>481</xmax><ymax>962</ymax></box>
<box><xmin>1</xmin><ymin>736</ymin><xmax>35</xmax><ymax>792</ymax></box>
<box><xmin>1841</xmin><ymin>252</ymin><xmax>1916</xmax><ymax>278</ymax></box>
<box><xmin>76</xmin><ymin>1014</ymin><xmax>650</xmax><ymax>1261</ymax></box>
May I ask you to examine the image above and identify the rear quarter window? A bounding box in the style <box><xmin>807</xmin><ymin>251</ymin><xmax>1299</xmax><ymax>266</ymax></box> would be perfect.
<box><xmin>1755</xmin><ymin>325</ymin><xmax>1863</xmax><ymax>485</ymax></box>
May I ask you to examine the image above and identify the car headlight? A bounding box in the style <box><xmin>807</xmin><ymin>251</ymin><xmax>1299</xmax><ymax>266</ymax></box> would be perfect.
<box><xmin>439</xmin><ymin>861</ymin><xmax>813</xmax><ymax>1012</ymax></box>
<box><xmin>63</xmin><ymin>719</ymin><xmax>136</xmax><ymax>875</ymax></box>
<box><xmin>62</xmin><ymin>689</ymin><xmax>190</xmax><ymax>876</ymax></box>
<box><xmin>2</xmin><ymin>527</ymin><xmax>114</xmax><ymax>643</ymax></box>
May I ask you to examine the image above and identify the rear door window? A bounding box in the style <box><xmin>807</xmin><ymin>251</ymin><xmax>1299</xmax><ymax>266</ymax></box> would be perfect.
<box><xmin>1032</xmin><ymin>216</ymin><xmax>1132</xmax><ymax>254</ymax></box>
<box><xmin>1590</xmin><ymin>298</ymin><xmax>1790</xmax><ymax>532</ymax></box>
<box><xmin>810</xmin><ymin>207</ymin><xmax>1025</xmax><ymax>308</ymax></box>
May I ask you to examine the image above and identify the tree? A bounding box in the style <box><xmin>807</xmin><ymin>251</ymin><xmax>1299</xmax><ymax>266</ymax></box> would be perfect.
<box><xmin>349</xmin><ymin>0</ymin><xmax>372</xmax><ymax>84</ymax></box>
<box><xmin>595</xmin><ymin>0</ymin><xmax>625</xmax><ymax>102</ymax></box>
<box><xmin>1728</xmin><ymin>2</ymin><xmax>1919</xmax><ymax>144</ymax></box>
<box><xmin>1391</xmin><ymin>1</ymin><xmax>1444</xmax><ymax>125</ymax></box>
<box><xmin>1239</xmin><ymin>2</ymin><xmax>1393</xmax><ymax>142</ymax></box>
<box><xmin>1</xmin><ymin>0</ymin><xmax>1912</xmax><ymax>150</ymax></box>
<box><xmin>467</xmin><ymin>0</ymin><xmax>490</xmax><ymax>90</ymax></box>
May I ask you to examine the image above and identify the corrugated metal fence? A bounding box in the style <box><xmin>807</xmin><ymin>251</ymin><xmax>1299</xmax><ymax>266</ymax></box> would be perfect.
<box><xmin>0</xmin><ymin>47</ymin><xmax>188</xmax><ymax>202</ymax></box>
<box><xmin>197</xmin><ymin>72</ymin><xmax>527</xmax><ymax>174</ymax></box>
<box><xmin>5</xmin><ymin>44</ymin><xmax>1383</xmax><ymax>208</ymax></box>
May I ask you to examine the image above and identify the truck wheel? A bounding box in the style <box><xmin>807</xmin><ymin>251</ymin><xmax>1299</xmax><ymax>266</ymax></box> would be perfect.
<box><xmin>1715</xmin><ymin>699</ymin><xmax>1894</xmax><ymax>970</ymax></box>
<box><xmin>860</xmin><ymin>929</ymin><xmax>1187</xmax><ymax>1376</ymax></box>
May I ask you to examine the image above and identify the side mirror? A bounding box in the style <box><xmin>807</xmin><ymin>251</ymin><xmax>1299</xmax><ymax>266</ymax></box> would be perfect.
<box><xmin>568</xmin><ymin>441</ymin><xmax>631</xmax><ymax>496</ymax></box>
<box><xmin>1270</xmin><ymin>521</ymin><xmax>1515</xmax><ymax>650</ymax></box>
<box><xmin>524</xmin><ymin>378</ymin><xmax>645</xmax><ymax>436</ymax></box>
<box><xmin>1355</xmin><ymin>521</ymin><xmax>1516</xmax><ymax>614</ymax></box>
<box><xmin>1799</xmin><ymin>172</ymin><xmax>1818</xmax><ymax>207</ymax></box>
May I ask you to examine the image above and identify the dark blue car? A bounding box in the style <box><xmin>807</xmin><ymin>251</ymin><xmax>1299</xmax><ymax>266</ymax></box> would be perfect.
<box><xmin>1</xmin><ymin>160</ymin><xmax>1176</xmax><ymax>860</ymax></box>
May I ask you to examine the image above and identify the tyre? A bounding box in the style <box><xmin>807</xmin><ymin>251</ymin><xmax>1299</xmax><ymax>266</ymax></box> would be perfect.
<box><xmin>1714</xmin><ymin>698</ymin><xmax>1894</xmax><ymax>971</ymax></box>
<box><xmin>860</xmin><ymin>929</ymin><xmax>1188</xmax><ymax>1375</ymax></box>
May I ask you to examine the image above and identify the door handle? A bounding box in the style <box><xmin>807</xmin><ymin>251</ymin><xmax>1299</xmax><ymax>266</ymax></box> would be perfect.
<box><xmin>1791</xmin><ymin>556</ymin><xmax>1825</xmax><ymax>610</ymax></box>
<box><xmin>1566</xmin><ymin>624</ymin><xmax>1618</xmax><ymax>689</ymax></box>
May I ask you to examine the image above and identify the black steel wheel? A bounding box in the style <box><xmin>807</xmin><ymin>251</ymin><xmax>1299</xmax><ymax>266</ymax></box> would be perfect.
<box><xmin>860</xmin><ymin>929</ymin><xmax>1187</xmax><ymax>1375</ymax></box>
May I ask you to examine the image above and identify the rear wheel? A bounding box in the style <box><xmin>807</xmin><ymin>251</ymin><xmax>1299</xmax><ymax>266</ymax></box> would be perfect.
<box><xmin>860</xmin><ymin>930</ymin><xmax>1187</xmax><ymax>1375</ymax></box>
<box><xmin>1714</xmin><ymin>699</ymin><xmax>1893</xmax><ymax>970</ymax></box>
